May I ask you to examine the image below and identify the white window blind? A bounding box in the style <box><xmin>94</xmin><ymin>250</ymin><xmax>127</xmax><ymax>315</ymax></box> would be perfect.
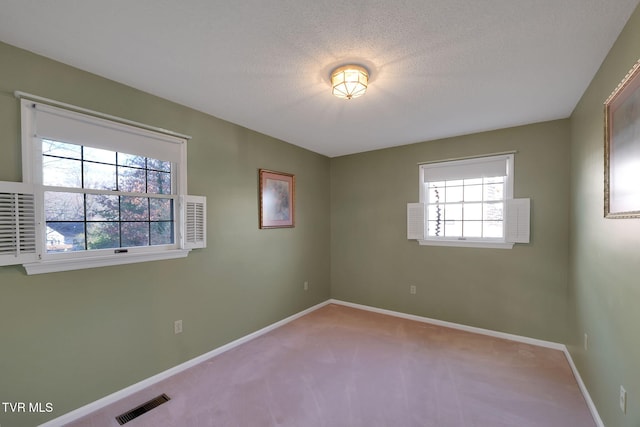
<box><xmin>30</xmin><ymin>102</ymin><xmax>185</xmax><ymax>163</ymax></box>
<box><xmin>422</xmin><ymin>155</ymin><xmax>509</xmax><ymax>182</ymax></box>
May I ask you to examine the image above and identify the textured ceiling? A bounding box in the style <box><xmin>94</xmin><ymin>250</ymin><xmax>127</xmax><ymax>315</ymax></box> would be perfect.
<box><xmin>1</xmin><ymin>0</ymin><xmax>639</xmax><ymax>157</ymax></box>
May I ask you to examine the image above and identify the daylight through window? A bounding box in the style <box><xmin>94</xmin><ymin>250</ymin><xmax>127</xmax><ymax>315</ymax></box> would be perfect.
<box><xmin>416</xmin><ymin>153</ymin><xmax>515</xmax><ymax>247</ymax></box>
<box><xmin>14</xmin><ymin>96</ymin><xmax>204</xmax><ymax>274</ymax></box>
<box><xmin>42</xmin><ymin>139</ymin><xmax>175</xmax><ymax>253</ymax></box>
<box><xmin>426</xmin><ymin>177</ymin><xmax>505</xmax><ymax>239</ymax></box>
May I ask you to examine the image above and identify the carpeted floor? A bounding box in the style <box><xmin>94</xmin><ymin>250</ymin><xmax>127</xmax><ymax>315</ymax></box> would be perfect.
<box><xmin>67</xmin><ymin>304</ymin><xmax>596</xmax><ymax>426</ymax></box>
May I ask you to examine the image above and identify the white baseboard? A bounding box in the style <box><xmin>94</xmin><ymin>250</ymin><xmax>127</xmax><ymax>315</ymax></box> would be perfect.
<box><xmin>40</xmin><ymin>298</ymin><xmax>604</xmax><ymax>427</ymax></box>
<box><xmin>562</xmin><ymin>347</ymin><xmax>605</xmax><ymax>427</ymax></box>
<box><xmin>329</xmin><ymin>299</ymin><xmax>565</xmax><ymax>349</ymax></box>
<box><xmin>39</xmin><ymin>300</ymin><xmax>331</xmax><ymax>427</ymax></box>
<box><xmin>329</xmin><ymin>299</ymin><xmax>604</xmax><ymax>427</ymax></box>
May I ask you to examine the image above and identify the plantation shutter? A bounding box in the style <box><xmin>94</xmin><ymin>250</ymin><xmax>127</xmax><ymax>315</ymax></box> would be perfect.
<box><xmin>505</xmin><ymin>198</ymin><xmax>531</xmax><ymax>243</ymax></box>
<box><xmin>183</xmin><ymin>195</ymin><xmax>206</xmax><ymax>249</ymax></box>
<box><xmin>0</xmin><ymin>181</ymin><xmax>38</xmax><ymax>266</ymax></box>
<box><xmin>407</xmin><ymin>203</ymin><xmax>426</xmax><ymax>240</ymax></box>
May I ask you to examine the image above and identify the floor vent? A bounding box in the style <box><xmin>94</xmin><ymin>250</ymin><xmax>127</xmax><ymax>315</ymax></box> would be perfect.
<box><xmin>115</xmin><ymin>394</ymin><xmax>170</xmax><ymax>425</ymax></box>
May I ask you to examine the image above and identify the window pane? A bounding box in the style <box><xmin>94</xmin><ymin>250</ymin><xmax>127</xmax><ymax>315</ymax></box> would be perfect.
<box><xmin>150</xmin><ymin>198</ymin><xmax>172</xmax><ymax>221</ymax></box>
<box><xmin>121</xmin><ymin>222</ymin><xmax>149</xmax><ymax>247</ymax></box>
<box><xmin>84</xmin><ymin>147</ymin><xmax>116</xmax><ymax>164</ymax></box>
<box><xmin>485</xmin><ymin>176</ymin><xmax>504</xmax><ymax>184</ymax></box>
<box><xmin>428</xmin><ymin>187</ymin><xmax>444</xmax><ymax>204</ymax></box>
<box><xmin>118</xmin><ymin>166</ymin><xmax>146</xmax><ymax>193</ymax></box>
<box><xmin>428</xmin><ymin>181</ymin><xmax>445</xmax><ymax>189</ymax></box>
<box><xmin>445</xmin><ymin>185</ymin><xmax>463</xmax><ymax>202</ymax></box>
<box><xmin>484</xmin><ymin>221</ymin><xmax>504</xmax><ymax>238</ymax></box>
<box><xmin>464</xmin><ymin>184</ymin><xmax>483</xmax><ymax>202</ymax></box>
<box><xmin>427</xmin><ymin>204</ymin><xmax>443</xmax><ymax>222</ymax></box>
<box><xmin>447</xmin><ymin>180</ymin><xmax>463</xmax><ymax>186</ymax></box>
<box><xmin>147</xmin><ymin>171</ymin><xmax>171</xmax><ymax>194</ymax></box>
<box><xmin>464</xmin><ymin>221</ymin><xmax>483</xmax><ymax>237</ymax></box>
<box><xmin>120</xmin><ymin>197</ymin><xmax>149</xmax><ymax>221</ymax></box>
<box><xmin>45</xmin><ymin>192</ymin><xmax>84</xmax><ymax>221</ymax></box>
<box><xmin>463</xmin><ymin>203</ymin><xmax>483</xmax><ymax>220</ymax></box>
<box><xmin>42</xmin><ymin>140</ymin><xmax>81</xmax><ymax>159</ymax></box>
<box><xmin>86</xmin><ymin>194</ymin><xmax>119</xmax><ymax>221</ymax></box>
<box><xmin>43</xmin><ymin>156</ymin><xmax>82</xmax><ymax>187</ymax></box>
<box><xmin>150</xmin><ymin>222</ymin><xmax>173</xmax><ymax>245</ymax></box>
<box><xmin>444</xmin><ymin>220</ymin><xmax>462</xmax><ymax>237</ymax></box>
<box><xmin>118</xmin><ymin>153</ymin><xmax>146</xmax><ymax>167</ymax></box>
<box><xmin>484</xmin><ymin>182</ymin><xmax>504</xmax><ymax>201</ymax></box>
<box><xmin>483</xmin><ymin>202</ymin><xmax>504</xmax><ymax>221</ymax></box>
<box><xmin>84</xmin><ymin>162</ymin><xmax>117</xmax><ymax>190</ymax></box>
<box><xmin>147</xmin><ymin>158</ymin><xmax>171</xmax><ymax>172</ymax></box>
<box><xmin>46</xmin><ymin>222</ymin><xmax>85</xmax><ymax>252</ymax></box>
<box><xmin>87</xmin><ymin>222</ymin><xmax>120</xmax><ymax>250</ymax></box>
<box><xmin>445</xmin><ymin>203</ymin><xmax>462</xmax><ymax>220</ymax></box>
<box><xmin>464</xmin><ymin>178</ymin><xmax>482</xmax><ymax>185</ymax></box>
<box><xmin>427</xmin><ymin>221</ymin><xmax>442</xmax><ymax>237</ymax></box>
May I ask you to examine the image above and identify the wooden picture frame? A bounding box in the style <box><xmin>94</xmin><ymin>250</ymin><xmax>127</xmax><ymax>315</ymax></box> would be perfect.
<box><xmin>604</xmin><ymin>58</ymin><xmax>640</xmax><ymax>218</ymax></box>
<box><xmin>259</xmin><ymin>169</ymin><xmax>295</xmax><ymax>228</ymax></box>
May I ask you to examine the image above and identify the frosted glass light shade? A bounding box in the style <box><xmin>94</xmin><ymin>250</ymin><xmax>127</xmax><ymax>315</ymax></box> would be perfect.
<box><xmin>331</xmin><ymin>65</ymin><xmax>369</xmax><ymax>99</ymax></box>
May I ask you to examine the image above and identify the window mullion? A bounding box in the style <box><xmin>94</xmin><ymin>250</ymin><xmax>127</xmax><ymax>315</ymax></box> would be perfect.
<box><xmin>481</xmin><ymin>178</ymin><xmax>486</xmax><ymax>238</ymax></box>
<box><xmin>147</xmin><ymin>197</ymin><xmax>151</xmax><ymax>246</ymax></box>
<box><xmin>115</xmin><ymin>152</ymin><xmax>120</xmax><ymax>192</ymax></box>
<box><xmin>83</xmin><ymin>193</ymin><xmax>88</xmax><ymax>251</ymax></box>
<box><xmin>80</xmin><ymin>146</ymin><xmax>85</xmax><ymax>189</ymax></box>
<box><xmin>118</xmin><ymin>195</ymin><xmax>122</xmax><ymax>248</ymax></box>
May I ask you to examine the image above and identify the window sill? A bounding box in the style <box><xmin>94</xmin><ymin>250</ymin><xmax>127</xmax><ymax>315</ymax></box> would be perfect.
<box><xmin>416</xmin><ymin>239</ymin><xmax>514</xmax><ymax>249</ymax></box>
<box><xmin>23</xmin><ymin>249</ymin><xmax>191</xmax><ymax>275</ymax></box>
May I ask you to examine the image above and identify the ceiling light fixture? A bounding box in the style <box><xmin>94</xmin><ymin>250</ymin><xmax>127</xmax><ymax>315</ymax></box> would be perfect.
<box><xmin>331</xmin><ymin>65</ymin><xmax>369</xmax><ymax>100</ymax></box>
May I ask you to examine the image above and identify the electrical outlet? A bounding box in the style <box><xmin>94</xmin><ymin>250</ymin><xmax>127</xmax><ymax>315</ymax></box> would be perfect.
<box><xmin>174</xmin><ymin>320</ymin><xmax>183</xmax><ymax>334</ymax></box>
<box><xmin>304</xmin><ymin>281</ymin><xmax>309</xmax><ymax>291</ymax></box>
<box><xmin>584</xmin><ymin>333</ymin><xmax>588</xmax><ymax>351</ymax></box>
<box><xmin>620</xmin><ymin>386</ymin><xmax>627</xmax><ymax>414</ymax></box>
<box><xmin>410</xmin><ymin>285</ymin><xmax>417</xmax><ymax>295</ymax></box>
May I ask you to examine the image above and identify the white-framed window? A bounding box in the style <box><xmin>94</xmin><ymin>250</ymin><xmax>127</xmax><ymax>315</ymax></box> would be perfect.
<box><xmin>408</xmin><ymin>153</ymin><xmax>530</xmax><ymax>249</ymax></box>
<box><xmin>0</xmin><ymin>96</ymin><xmax>206</xmax><ymax>274</ymax></box>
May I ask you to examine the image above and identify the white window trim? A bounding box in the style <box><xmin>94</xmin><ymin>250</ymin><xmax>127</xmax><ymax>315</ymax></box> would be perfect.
<box><xmin>414</xmin><ymin>153</ymin><xmax>517</xmax><ymax>249</ymax></box>
<box><xmin>417</xmin><ymin>239</ymin><xmax>515</xmax><ymax>249</ymax></box>
<box><xmin>23</xmin><ymin>249</ymin><xmax>191</xmax><ymax>275</ymax></box>
<box><xmin>15</xmin><ymin>93</ymin><xmax>202</xmax><ymax>274</ymax></box>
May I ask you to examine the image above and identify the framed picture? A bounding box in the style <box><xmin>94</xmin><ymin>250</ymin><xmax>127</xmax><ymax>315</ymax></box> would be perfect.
<box><xmin>605</xmin><ymin>58</ymin><xmax>640</xmax><ymax>218</ymax></box>
<box><xmin>259</xmin><ymin>169</ymin><xmax>295</xmax><ymax>228</ymax></box>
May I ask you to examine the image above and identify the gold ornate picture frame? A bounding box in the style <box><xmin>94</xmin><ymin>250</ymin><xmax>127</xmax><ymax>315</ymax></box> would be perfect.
<box><xmin>604</xmin><ymin>58</ymin><xmax>640</xmax><ymax>218</ymax></box>
<box><xmin>259</xmin><ymin>169</ymin><xmax>295</xmax><ymax>229</ymax></box>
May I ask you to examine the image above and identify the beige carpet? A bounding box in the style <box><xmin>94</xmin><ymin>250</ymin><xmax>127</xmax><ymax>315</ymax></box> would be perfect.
<box><xmin>67</xmin><ymin>304</ymin><xmax>595</xmax><ymax>427</ymax></box>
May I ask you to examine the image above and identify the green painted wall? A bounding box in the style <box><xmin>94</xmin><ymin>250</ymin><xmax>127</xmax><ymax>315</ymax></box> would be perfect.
<box><xmin>330</xmin><ymin>119</ymin><xmax>571</xmax><ymax>343</ymax></box>
<box><xmin>568</xmin><ymin>4</ymin><xmax>640</xmax><ymax>427</ymax></box>
<box><xmin>0</xmin><ymin>42</ymin><xmax>331</xmax><ymax>427</ymax></box>
<box><xmin>2</xmin><ymin>3</ymin><xmax>639</xmax><ymax>424</ymax></box>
